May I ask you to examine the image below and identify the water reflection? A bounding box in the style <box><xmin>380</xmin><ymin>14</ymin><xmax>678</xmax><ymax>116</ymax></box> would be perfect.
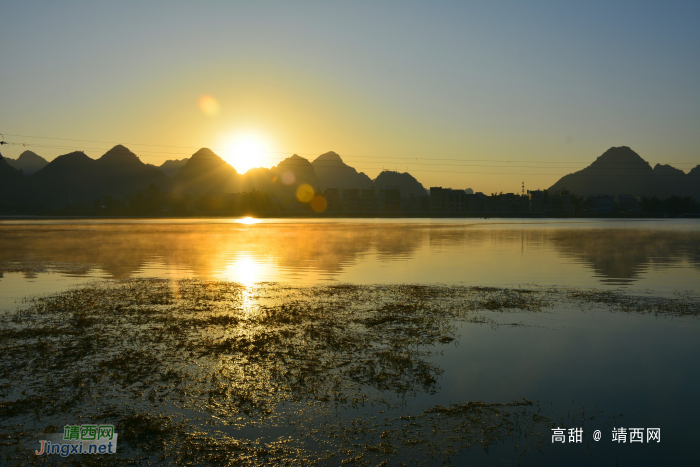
<box><xmin>219</xmin><ymin>255</ymin><xmax>270</xmax><ymax>287</ymax></box>
<box><xmin>0</xmin><ymin>220</ymin><xmax>699</xmax><ymax>290</ymax></box>
<box><xmin>548</xmin><ymin>229</ymin><xmax>700</xmax><ymax>280</ymax></box>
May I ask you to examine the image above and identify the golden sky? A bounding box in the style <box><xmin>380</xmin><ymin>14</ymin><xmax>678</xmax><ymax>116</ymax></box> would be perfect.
<box><xmin>1</xmin><ymin>2</ymin><xmax>698</xmax><ymax>194</ymax></box>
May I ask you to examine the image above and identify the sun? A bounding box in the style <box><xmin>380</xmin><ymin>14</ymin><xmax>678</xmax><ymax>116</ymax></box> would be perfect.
<box><xmin>222</xmin><ymin>134</ymin><xmax>270</xmax><ymax>174</ymax></box>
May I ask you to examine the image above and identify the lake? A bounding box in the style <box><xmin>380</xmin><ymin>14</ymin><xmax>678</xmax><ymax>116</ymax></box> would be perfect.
<box><xmin>0</xmin><ymin>218</ymin><xmax>698</xmax><ymax>466</ymax></box>
<box><xmin>1</xmin><ymin>218</ymin><xmax>699</xmax><ymax>292</ymax></box>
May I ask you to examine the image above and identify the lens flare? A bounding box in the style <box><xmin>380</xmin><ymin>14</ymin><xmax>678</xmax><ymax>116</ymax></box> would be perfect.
<box><xmin>198</xmin><ymin>94</ymin><xmax>220</xmax><ymax>116</ymax></box>
<box><xmin>281</xmin><ymin>171</ymin><xmax>295</xmax><ymax>185</ymax></box>
<box><xmin>296</xmin><ymin>184</ymin><xmax>315</xmax><ymax>203</ymax></box>
<box><xmin>310</xmin><ymin>195</ymin><xmax>328</xmax><ymax>212</ymax></box>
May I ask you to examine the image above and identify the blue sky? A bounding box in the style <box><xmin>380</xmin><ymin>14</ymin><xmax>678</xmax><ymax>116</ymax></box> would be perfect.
<box><xmin>1</xmin><ymin>1</ymin><xmax>698</xmax><ymax>192</ymax></box>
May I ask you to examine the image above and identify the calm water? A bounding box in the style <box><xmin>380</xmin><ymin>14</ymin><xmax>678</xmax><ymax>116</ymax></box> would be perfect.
<box><xmin>1</xmin><ymin>218</ymin><xmax>699</xmax><ymax>465</ymax></box>
<box><xmin>1</xmin><ymin>218</ymin><xmax>699</xmax><ymax>295</ymax></box>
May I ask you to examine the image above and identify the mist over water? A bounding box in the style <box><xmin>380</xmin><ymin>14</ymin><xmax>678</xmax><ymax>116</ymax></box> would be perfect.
<box><xmin>1</xmin><ymin>219</ymin><xmax>699</xmax><ymax>293</ymax></box>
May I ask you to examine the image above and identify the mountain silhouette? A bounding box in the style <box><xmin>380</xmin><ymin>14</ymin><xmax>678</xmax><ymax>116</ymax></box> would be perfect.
<box><xmin>159</xmin><ymin>158</ymin><xmax>189</xmax><ymax>177</ymax></box>
<box><xmin>548</xmin><ymin>146</ymin><xmax>700</xmax><ymax>198</ymax></box>
<box><xmin>275</xmin><ymin>154</ymin><xmax>320</xmax><ymax>189</ymax></box>
<box><xmin>0</xmin><ymin>158</ymin><xmax>22</xmax><ymax>180</ymax></box>
<box><xmin>172</xmin><ymin>148</ymin><xmax>238</xmax><ymax>194</ymax></box>
<box><xmin>312</xmin><ymin>151</ymin><xmax>373</xmax><ymax>191</ymax></box>
<box><xmin>0</xmin><ymin>159</ymin><xmax>25</xmax><ymax>205</ymax></box>
<box><xmin>30</xmin><ymin>151</ymin><xmax>98</xmax><ymax>195</ymax></box>
<box><xmin>237</xmin><ymin>166</ymin><xmax>280</xmax><ymax>195</ymax></box>
<box><xmin>23</xmin><ymin>146</ymin><xmax>171</xmax><ymax>208</ymax></box>
<box><xmin>653</xmin><ymin>163</ymin><xmax>686</xmax><ymax>177</ymax></box>
<box><xmin>373</xmin><ymin>170</ymin><xmax>428</xmax><ymax>196</ymax></box>
<box><xmin>5</xmin><ymin>143</ymin><xmax>696</xmax><ymax>212</ymax></box>
<box><xmin>94</xmin><ymin>145</ymin><xmax>172</xmax><ymax>192</ymax></box>
<box><xmin>4</xmin><ymin>151</ymin><xmax>49</xmax><ymax>175</ymax></box>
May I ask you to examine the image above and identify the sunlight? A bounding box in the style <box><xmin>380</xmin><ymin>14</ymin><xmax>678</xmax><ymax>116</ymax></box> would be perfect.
<box><xmin>223</xmin><ymin>133</ymin><xmax>271</xmax><ymax>174</ymax></box>
<box><xmin>237</xmin><ymin>216</ymin><xmax>260</xmax><ymax>225</ymax></box>
<box><xmin>220</xmin><ymin>255</ymin><xmax>264</xmax><ymax>288</ymax></box>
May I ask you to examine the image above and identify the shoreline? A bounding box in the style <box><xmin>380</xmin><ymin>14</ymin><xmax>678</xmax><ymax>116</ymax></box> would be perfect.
<box><xmin>1</xmin><ymin>212</ymin><xmax>697</xmax><ymax>221</ymax></box>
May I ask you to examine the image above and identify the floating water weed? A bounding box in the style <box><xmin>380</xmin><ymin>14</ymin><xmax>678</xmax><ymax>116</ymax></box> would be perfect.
<box><xmin>0</xmin><ymin>279</ymin><xmax>695</xmax><ymax>465</ymax></box>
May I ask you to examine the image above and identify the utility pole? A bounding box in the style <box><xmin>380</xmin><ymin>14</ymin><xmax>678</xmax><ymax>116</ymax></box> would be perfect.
<box><xmin>0</xmin><ymin>133</ymin><xmax>7</xmax><ymax>159</ymax></box>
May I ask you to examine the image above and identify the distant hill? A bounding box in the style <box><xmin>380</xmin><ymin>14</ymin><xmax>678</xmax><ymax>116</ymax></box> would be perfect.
<box><xmin>93</xmin><ymin>145</ymin><xmax>173</xmax><ymax>193</ymax></box>
<box><xmin>373</xmin><ymin>170</ymin><xmax>428</xmax><ymax>197</ymax></box>
<box><xmin>4</xmin><ymin>151</ymin><xmax>49</xmax><ymax>175</ymax></box>
<box><xmin>275</xmin><ymin>154</ymin><xmax>320</xmax><ymax>188</ymax></box>
<box><xmin>548</xmin><ymin>146</ymin><xmax>700</xmax><ymax>199</ymax></box>
<box><xmin>653</xmin><ymin>163</ymin><xmax>685</xmax><ymax>177</ymax></box>
<box><xmin>312</xmin><ymin>151</ymin><xmax>373</xmax><ymax>191</ymax></box>
<box><xmin>159</xmin><ymin>158</ymin><xmax>189</xmax><ymax>177</ymax></box>
<box><xmin>25</xmin><ymin>145</ymin><xmax>172</xmax><ymax>207</ymax></box>
<box><xmin>0</xmin><ymin>158</ymin><xmax>23</xmax><ymax>180</ymax></box>
<box><xmin>172</xmin><ymin>148</ymin><xmax>238</xmax><ymax>194</ymax></box>
<box><xmin>1</xmin><ymin>145</ymin><xmax>438</xmax><ymax>210</ymax></box>
<box><xmin>239</xmin><ymin>167</ymin><xmax>276</xmax><ymax>193</ymax></box>
<box><xmin>0</xmin><ymin>159</ymin><xmax>25</xmax><ymax>206</ymax></box>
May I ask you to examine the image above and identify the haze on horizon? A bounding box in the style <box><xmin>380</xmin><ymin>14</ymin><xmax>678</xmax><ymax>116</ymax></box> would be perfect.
<box><xmin>1</xmin><ymin>1</ymin><xmax>698</xmax><ymax>194</ymax></box>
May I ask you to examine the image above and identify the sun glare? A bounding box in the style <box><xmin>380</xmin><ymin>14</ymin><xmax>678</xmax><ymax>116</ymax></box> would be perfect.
<box><xmin>237</xmin><ymin>216</ymin><xmax>260</xmax><ymax>225</ymax></box>
<box><xmin>223</xmin><ymin>134</ymin><xmax>270</xmax><ymax>174</ymax></box>
<box><xmin>219</xmin><ymin>255</ymin><xmax>266</xmax><ymax>288</ymax></box>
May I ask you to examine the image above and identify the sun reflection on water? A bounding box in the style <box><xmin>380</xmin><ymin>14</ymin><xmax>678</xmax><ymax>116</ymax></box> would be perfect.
<box><xmin>218</xmin><ymin>255</ymin><xmax>271</xmax><ymax>313</ymax></box>
<box><xmin>221</xmin><ymin>256</ymin><xmax>265</xmax><ymax>286</ymax></box>
<box><xmin>236</xmin><ymin>217</ymin><xmax>260</xmax><ymax>225</ymax></box>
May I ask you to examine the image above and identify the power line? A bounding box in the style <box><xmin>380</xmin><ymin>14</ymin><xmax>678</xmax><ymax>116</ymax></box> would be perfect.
<box><xmin>2</xmin><ymin>133</ymin><xmax>206</xmax><ymax>150</ymax></box>
<box><xmin>3</xmin><ymin>132</ymin><xmax>697</xmax><ymax>178</ymax></box>
<box><xmin>12</xmin><ymin>140</ymin><xmax>598</xmax><ymax>163</ymax></box>
<box><xmin>6</xmin><ymin>142</ymin><xmax>699</xmax><ymax>171</ymax></box>
<box><xmin>0</xmin><ymin>132</ymin><xmax>610</xmax><ymax>163</ymax></box>
<box><xmin>10</xmin><ymin>152</ymin><xmax>689</xmax><ymax>177</ymax></box>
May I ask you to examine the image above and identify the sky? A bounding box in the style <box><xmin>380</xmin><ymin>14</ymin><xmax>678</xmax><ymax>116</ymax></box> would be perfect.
<box><xmin>1</xmin><ymin>1</ymin><xmax>698</xmax><ymax>194</ymax></box>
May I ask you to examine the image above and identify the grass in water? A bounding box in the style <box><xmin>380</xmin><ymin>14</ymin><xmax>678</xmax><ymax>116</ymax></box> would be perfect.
<box><xmin>0</xmin><ymin>279</ymin><xmax>696</xmax><ymax>465</ymax></box>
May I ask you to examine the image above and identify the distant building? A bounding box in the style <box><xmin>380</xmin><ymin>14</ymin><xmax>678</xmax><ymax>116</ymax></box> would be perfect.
<box><xmin>323</xmin><ymin>188</ymin><xmax>340</xmax><ymax>211</ymax></box>
<box><xmin>618</xmin><ymin>195</ymin><xmax>641</xmax><ymax>212</ymax></box>
<box><xmin>466</xmin><ymin>192</ymin><xmax>488</xmax><ymax>212</ymax></box>
<box><xmin>379</xmin><ymin>187</ymin><xmax>401</xmax><ymax>212</ymax></box>
<box><xmin>341</xmin><ymin>188</ymin><xmax>360</xmax><ymax>212</ymax></box>
<box><xmin>527</xmin><ymin>190</ymin><xmax>544</xmax><ymax>213</ymax></box>
<box><xmin>404</xmin><ymin>193</ymin><xmax>429</xmax><ymax>212</ymax></box>
<box><xmin>514</xmin><ymin>194</ymin><xmax>530</xmax><ymax>213</ymax></box>
<box><xmin>361</xmin><ymin>188</ymin><xmax>376</xmax><ymax>212</ymax></box>
<box><xmin>501</xmin><ymin>193</ymin><xmax>526</xmax><ymax>213</ymax></box>
<box><xmin>430</xmin><ymin>187</ymin><xmax>466</xmax><ymax>213</ymax></box>
<box><xmin>588</xmin><ymin>195</ymin><xmax>613</xmax><ymax>213</ymax></box>
<box><xmin>429</xmin><ymin>187</ymin><xmax>444</xmax><ymax>213</ymax></box>
<box><xmin>420</xmin><ymin>195</ymin><xmax>431</xmax><ymax>212</ymax></box>
<box><xmin>549</xmin><ymin>189</ymin><xmax>574</xmax><ymax>214</ymax></box>
<box><xmin>446</xmin><ymin>189</ymin><xmax>467</xmax><ymax>213</ymax></box>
